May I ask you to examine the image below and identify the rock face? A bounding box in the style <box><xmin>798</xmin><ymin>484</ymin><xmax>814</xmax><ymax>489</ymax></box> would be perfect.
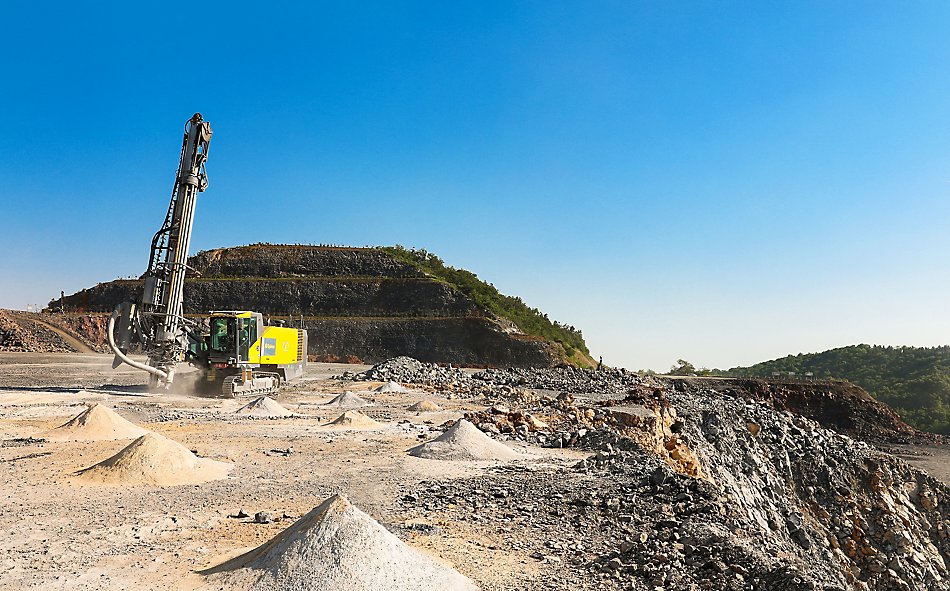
<box><xmin>50</xmin><ymin>245</ymin><xmax>562</xmax><ymax>367</ymax></box>
<box><xmin>190</xmin><ymin>246</ymin><xmax>423</xmax><ymax>279</ymax></box>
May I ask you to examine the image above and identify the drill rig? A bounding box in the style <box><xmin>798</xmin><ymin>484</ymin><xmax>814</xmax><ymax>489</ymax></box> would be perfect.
<box><xmin>108</xmin><ymin>113</ymin><xmax>307</xmax><ymax>397</ymax></box>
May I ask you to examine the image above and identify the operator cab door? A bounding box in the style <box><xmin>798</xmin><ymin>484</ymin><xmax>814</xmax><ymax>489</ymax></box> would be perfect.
<box><xmin>237</xmin><ymin>317</ymin><xmax>257</xmax><ymax>363</ymax></box>
<box><xmin>209</xmin><ymin>316</ymin><xmax>237</xmax><ymax>362</ymax></box>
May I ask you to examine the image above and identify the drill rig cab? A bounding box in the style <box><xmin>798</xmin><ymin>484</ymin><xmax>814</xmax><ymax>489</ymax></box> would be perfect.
<box><xmin>196</xmin><ymin>311</ymin><xmax>307</xmax><ymax>397</ymax></box>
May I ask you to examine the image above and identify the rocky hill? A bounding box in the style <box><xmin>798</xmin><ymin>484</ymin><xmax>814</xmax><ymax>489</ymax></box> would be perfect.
<box><xmin>43</xmin><ymin>244</ymin><xmax>592</xmax><ymax>368</ymax></box>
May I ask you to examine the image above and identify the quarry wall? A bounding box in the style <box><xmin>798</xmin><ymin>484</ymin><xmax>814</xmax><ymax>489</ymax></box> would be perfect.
<box><xmin>59</xmin><ymin>279</ymin><xmax>476</xmax><ymax>317</ymax></box>
<box><xmin>305</xmin><ymin>317</ymin><xmax>556</xmax><ymax>366</ymax></box>
<box><xmin>189</xmin><ymin>245</ymin><xmax>423</xmax><ymax>278</ymax></box>
<box><xmin>47</xmin><ymin>245</ymin><xmax>563</xmax><ymax>367</ymax></box>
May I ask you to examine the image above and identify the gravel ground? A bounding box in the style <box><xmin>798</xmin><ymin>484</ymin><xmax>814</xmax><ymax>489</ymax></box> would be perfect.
<box><xmin>0</xmin><ymin>353</ymin><xmax>947</xmax><ymax>591</ymax></box>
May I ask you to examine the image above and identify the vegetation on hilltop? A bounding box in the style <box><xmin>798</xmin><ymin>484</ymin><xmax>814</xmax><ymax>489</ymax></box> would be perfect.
<box><xmin>379</xmin><ymin>246</ymin><xmax>592</xmax><ymax>366</ymax></box>
<box><xmin>716</xmin><ymin>344</ymin><xmax>950</xmax><ymax>434</ymax></box>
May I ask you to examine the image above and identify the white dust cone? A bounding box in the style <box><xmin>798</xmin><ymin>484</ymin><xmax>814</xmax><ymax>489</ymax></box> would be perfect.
<box><xmin>327</xmin><ymin>410</ymin><xmax>381</xmax><ymax>428</ymax></box>
<box><xmin>236</xmin><ymin>396</ymin><xmax>293</xmax><ymax>417</ymax></box>
<box><xmin>408</xmin><ymin>400</ymin><xmax>442</xmax><ymax>412</ymax></box>
<box><xmin>323</xmin><ymin>392</ymin><xmax>372</xmax><ymax>408</ymax></box>
<box><xmin>41</xmin><ymin>403</ymin><xmax>150</xmax><ymax>441</ymax></box>
<box><xmin>408</xmin><ymin>419</ymin><xmax>518</xmax><ymax>461</ymax></box>
<box><xmin>202</xmin><ymin>493</ymin><xmax>477</xmax><ymax>590</ymax></box>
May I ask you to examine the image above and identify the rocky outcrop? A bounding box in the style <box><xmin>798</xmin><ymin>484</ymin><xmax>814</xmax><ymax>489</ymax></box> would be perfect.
<box><xmin>307</xmin><ymin>318</ymin><xmax>556</xmax><ymax>367</ymax></box>
<box><xmin>187</xmin><ymin>278</ymin><xmax>476</xmax><ymax>317</ymax></box>
<box><xmin>189</xmin><ymin>245</ymin><xmax>423</xmax><ymax>279</ymax></box>
<box><xmin>393</xmin><ymin>367</ymin><xmax>949</xmax><ymax>591</ymax></box>
<box><xmin>57</xmin><ymin>279</ymin><xmax>475</xmax><ymax>317</ymax></box>
<box><xmin>47</xmin><ymin>245</ymin><xmax>565</xmax><ymax>367</ymax></box>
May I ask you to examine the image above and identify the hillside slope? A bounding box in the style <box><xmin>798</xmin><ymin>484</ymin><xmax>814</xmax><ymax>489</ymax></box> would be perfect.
<box><xmin>717</xmin><ymin>344</ymin><xmax>950</xmax><ymax>434</ymax></box>
<box><xmin>48</xmin><ymin>244</ymin><xmax>592</xmax><ymax>368</ymax></box>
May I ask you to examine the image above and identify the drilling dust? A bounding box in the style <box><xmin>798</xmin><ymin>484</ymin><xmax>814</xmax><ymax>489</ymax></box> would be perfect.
<box><xmin>408</xmin><ymin>400</ymin><xmax>442</xmax><ymax>412</ymax></box>
<box><xmin>408</xmin><ymin>419</ymin><xmax>519</xmax><ymax>461</ymax></box>
<box><xmin>202</xmin><ymin>493</ymin><xmax>477</xmax><ymax>591</ymax></box>
<box><xmin>236</xmin><ymin>396</ymin><xmax>293</xmax><ymax>417</ymax></box>
<box><xmin>73</xmin><ymin>432</ymin><xmax>233</xmax><ymax>486</ymax></box>
<box><xmin>323</xmin><ymin>391</ymin><xmax>372</xmax><ymax>408</ymax></box>
<box><xmin>40</xmin><ymin>403</ymin><xmax>150</xmax><ymax>441</ymax></box>
<box><xmin>326</xmin><ymin>410</ymin><xmax>381</xmax><ymax>428</ymax></box>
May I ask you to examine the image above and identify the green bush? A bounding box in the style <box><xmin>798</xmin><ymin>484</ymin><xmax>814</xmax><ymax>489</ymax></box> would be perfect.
<box><xmin>379</xmin><ymin>246</ymin><xmax>590</xmax><ymax>359</ymax></box>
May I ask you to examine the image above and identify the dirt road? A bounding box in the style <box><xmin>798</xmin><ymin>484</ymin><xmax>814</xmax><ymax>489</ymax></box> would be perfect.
<box><xmin>29</xmin><ymin>318</ymin><xmax>94</xmax><ymax>353</ymax></box>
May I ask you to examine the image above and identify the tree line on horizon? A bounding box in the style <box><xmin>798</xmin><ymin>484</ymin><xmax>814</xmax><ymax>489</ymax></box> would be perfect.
<box><xmin>686</xmin><ymin>344</ymin><xmax>950</xmax><ymax>435</ymax></box>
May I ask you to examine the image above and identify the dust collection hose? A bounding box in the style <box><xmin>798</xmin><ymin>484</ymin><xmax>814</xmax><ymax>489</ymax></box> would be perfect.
<box><xmin>108</xmin><ymin>305</ymin><xmax>168</xmax><ymax>381</ymax></box>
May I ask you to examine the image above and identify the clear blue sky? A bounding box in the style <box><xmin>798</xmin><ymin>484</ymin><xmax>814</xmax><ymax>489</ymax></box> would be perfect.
<box><xmin>2</xmin><ymin>2</ymin><xmax>949</xmax><ymax>371</ymax></box>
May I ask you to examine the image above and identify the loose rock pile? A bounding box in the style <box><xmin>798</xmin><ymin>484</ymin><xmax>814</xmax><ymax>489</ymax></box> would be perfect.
<box><xmin>348</xmin><ymin>358</ymin><xmax>932</xmax><ymax>446</ymax></box>
<box><xmin>0</xmin><ymin>311</ymin><xmax>73</xmax><ymax>353</ymax></box>
<box><xmin>399</xmin><ymin>372</ymin><xmax>949</xmax><ymax>591</ymax></box>
<box><xmin>473</xmin><ymin>366</ymin><xmax>645</xmax><ymax>398</ymax></box>
<box><xmin>343</xmin><ymin>356</ymin><xmax>469</xmax><ymax>387</ymax></box>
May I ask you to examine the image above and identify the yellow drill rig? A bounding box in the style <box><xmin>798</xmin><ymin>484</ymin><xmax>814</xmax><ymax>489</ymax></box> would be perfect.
<box><xmin>108</xmin><ymin>113</ymin><xmax>307</xmax><ymax>397</ymax></box>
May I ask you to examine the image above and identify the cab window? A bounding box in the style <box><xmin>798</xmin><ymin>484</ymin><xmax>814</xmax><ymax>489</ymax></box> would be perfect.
<box><xmin>210</xmin><ymin>317</ymin><xmax>235</xmax><ymax>355</ymax></box>
<box><xmin>237</xmin><ymin>318</ymin><xmax>258</xmax><ymax>361</ymax></box>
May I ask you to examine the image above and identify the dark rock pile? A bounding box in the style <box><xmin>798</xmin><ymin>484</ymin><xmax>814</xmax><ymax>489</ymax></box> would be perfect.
<box><xmin>348</xmin><ymin>358</ymin><xmax>935</xmax><ymax>446</ymax></box>
<box><xmin>473</xmin><ymin>366</ymin><xmax>645</xmax><ymax>398</ymax></box>
<box><xmin>345</xmin><ymin>357</ymin><xmax>649</xmax><ymax>399</ymax></box>
<box><xmin>342</xmin><ymin>356</ymin><xmax>470</xmax><ymax>387</ymax></box>
<box><xmin>0</xmin><ymin>312</ymin><xmax>31</xmax><ymax>351</ymax></box>
<box><xmin>0</xmin><ymin>311</ymin><xmax>74</xmax><ymax>353</ymax></box>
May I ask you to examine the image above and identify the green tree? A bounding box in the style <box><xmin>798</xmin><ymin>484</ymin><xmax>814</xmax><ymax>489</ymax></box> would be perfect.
<box><xmin>669</xmin><ymin>359</ymin><xmax>697</xmax><ymax>376</ymax></box>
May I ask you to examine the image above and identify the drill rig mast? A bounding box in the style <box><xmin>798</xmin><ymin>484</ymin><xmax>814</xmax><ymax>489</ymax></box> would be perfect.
<box><xmin>109</xmin><ymin>113</ymin><xmax>212</xmax><ymax>388</ymax></box>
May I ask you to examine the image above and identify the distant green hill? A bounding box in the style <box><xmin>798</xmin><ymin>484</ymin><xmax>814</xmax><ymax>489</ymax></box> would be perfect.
<box><xmin>715</xmin><ymin>344</ymin><xmax>950</xmax><ymax>435</ymax></box>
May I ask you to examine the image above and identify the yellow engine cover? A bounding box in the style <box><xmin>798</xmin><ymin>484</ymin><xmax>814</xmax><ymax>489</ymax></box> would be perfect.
<box><xmin>249</xmin><ymin>326</ymin><xmax>303</xmax><ymax>365</ymax></box>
